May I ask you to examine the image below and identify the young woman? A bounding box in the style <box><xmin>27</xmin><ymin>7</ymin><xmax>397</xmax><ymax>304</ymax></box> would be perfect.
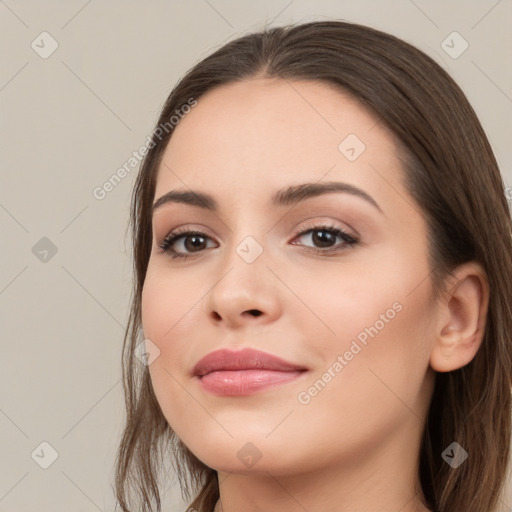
<box><xmin>113</xmin><ymin>20</ymin><xmax>512</xmax><ymax>512</ymax></box>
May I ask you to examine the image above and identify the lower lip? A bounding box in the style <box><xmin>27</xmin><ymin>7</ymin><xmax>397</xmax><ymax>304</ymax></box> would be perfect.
<box><xmin>197</xmin><ymin>369</ymin><xmax>305</xmax><ymax>396</ymax></box>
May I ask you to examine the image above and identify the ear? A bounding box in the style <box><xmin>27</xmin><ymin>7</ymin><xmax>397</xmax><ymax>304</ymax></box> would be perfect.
<box><xmin>430</xmin><ymin>262</ymin><xmax>489</xmax><ymax>372</ymax></box>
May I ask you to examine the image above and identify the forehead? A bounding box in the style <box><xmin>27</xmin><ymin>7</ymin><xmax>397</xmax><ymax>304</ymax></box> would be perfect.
<box><xmin>154</xmin><ymin>78</ymin><xmax>405</xmax><ymax>204</ymax></box>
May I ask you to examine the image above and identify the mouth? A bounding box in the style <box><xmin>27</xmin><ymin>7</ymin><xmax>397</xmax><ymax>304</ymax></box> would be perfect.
<box><xmin>192</xmin><ymin>348</ymin><xmax>308</xmax><ymax>396</ymax></box>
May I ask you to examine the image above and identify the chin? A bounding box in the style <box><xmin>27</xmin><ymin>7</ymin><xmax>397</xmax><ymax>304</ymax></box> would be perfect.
<box><xmin>178</xmin><ymin>431</ymin><xmax>310</xmax><ymax>476</ymax></box>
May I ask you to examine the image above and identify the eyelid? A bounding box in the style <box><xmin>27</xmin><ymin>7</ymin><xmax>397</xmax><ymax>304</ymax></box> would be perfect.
<box><xmin>158</xmin><ymin>223</ymin><xmax>215</xmax><ymax>243</ymax></box>
<box><xmin>291</xmin><ymin>218</ymin><xmax>359</xmax><ymax>241</ymax></box>
<box><xmin>157</xmin><ymin>219</ymin><xmax>355</xmax><ymax>246</ymax></box>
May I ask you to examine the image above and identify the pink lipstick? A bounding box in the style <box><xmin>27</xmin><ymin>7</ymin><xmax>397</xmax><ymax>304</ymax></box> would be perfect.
<box><xmin>192</xmin><ymin>348</ymin><xmax>308</xmax><ymax>396</ymax></box>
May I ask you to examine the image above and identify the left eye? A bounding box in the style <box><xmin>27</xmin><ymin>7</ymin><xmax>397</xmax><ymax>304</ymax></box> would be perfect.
<box><xmin>291</xmin><ymin>225</ymin><xmax>358</xmax><ymax>252</ymax></box>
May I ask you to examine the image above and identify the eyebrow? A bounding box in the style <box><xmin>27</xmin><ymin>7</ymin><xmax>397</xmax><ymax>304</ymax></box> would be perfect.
<box><xmin>152</xmin><ymin>181</ymin><xmax>383</xmax><ymax>214</ymax></box>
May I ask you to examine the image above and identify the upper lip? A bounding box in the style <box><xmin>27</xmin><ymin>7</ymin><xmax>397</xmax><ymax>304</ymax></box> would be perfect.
<box><xmin>192</xmin><ymin>348</ymin><xmax>308</xmax><ymax>377</ymax></box>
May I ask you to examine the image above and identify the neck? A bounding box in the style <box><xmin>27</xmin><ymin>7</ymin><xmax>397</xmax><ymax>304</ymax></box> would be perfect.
<box><xmin>212</xmin><ymin>417</ymin><xmax>432</xmax><ymax>512</ymax></box>
<box><xmin>213</xmin><ymin>470</ymin><xmax>430</xmax><ymax>512</ymax></box>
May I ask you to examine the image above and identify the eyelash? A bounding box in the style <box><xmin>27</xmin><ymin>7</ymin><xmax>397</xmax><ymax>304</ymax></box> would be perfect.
<box><xmin>158</xmin><ymin>223</ymin><xmax>359</xmax><ymax>260</ymax></box>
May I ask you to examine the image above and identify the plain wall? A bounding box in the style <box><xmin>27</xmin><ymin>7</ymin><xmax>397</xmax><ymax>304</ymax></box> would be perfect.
<box><xmin>1</xmin><ymin>1</ymin><xmax>511</xmax><ymax>511</ymax></box>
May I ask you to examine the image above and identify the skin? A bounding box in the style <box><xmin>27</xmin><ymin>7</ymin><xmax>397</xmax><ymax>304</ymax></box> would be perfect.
<box><xmin>141</xmin><ymin>77</ymin><xmax>489</xmax><ymax>512</ymax></box>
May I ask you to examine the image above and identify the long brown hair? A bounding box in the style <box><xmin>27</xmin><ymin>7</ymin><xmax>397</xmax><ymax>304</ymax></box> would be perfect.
<box><xmin>113</xmin><ymin>20</ymin><xmax>512</xmax><ymax>512</ymax></box>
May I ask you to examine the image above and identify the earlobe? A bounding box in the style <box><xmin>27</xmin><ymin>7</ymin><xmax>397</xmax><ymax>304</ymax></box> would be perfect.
<box><xmin>430</xmin><ymin>262</ymin><xmax>489</xmax><ymax>373</ymax></box>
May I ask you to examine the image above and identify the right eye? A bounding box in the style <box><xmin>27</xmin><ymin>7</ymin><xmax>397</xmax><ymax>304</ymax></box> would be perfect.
<box><xmin>159</xmin><ymin>229</ymin><xmax>218</xmax><ymax>259</ymax></box>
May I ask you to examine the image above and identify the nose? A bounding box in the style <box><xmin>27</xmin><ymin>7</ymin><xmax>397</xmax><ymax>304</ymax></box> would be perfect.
<box><xmin>204</xmin><ymin>240</ymin><xmax>282</xmax><ymax>329</ymax></box>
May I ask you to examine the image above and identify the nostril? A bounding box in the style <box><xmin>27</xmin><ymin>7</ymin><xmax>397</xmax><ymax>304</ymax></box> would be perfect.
<box><xmin>247</xmin><ymin>309</ymin><xmax>262</xmax><ymax>317</ymax></box>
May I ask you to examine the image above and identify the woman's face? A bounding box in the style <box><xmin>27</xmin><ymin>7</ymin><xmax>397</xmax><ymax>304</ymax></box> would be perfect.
<box><xmin>141</xmin><ymin>78</ymin><xmax>437</xmax><ymax>476</ymax></box>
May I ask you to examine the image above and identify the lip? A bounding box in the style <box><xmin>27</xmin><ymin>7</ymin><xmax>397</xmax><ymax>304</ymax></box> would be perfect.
<box><xmin>192</xmin><ymin>348</ymin><xmax>308</xmax><ymax>396</ymax></box>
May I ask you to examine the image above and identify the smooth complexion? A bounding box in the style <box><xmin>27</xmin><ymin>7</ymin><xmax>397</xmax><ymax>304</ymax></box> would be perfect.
<box><xmin>141</xmin><ymin>78</ymin><xmax>488</xmax><ymax>512</ymax></box>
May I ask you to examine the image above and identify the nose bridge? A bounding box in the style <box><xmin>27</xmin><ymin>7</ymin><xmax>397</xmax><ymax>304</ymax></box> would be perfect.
<box><xmin>204</xmin><ymin>221</ymin><xmax>281</xmax><ymax>326</ymax></box>
<box><xmin>220</xmin><ymin>206</ymin><xmax>269</xmax><ymax>274</ymax></box>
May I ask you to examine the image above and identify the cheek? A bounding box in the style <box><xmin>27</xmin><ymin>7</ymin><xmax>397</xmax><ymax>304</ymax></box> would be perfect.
<box><xmin>140</xmin><ymin>260</ymin><xmax>224</xmax><ymax>404</ymax></box>
<box><xmin>140</xmin><ymin>267</ymin><xmax>199</xmax><ymax>402</ymax></box>
<box><xmin>299</xmin><ymin>265</ymin><xmax>434</xmax><ymax>420</ymax></box>
<box><xmin>288</xmin><ymin>247</ymin><xmax>431</xmax><ymax>359</ymax></box>
<box><xmin>141</xmin><ymin>264</ymin><xmax>204</xmax><ymax>346</ymax></box>
<box><xmin>296</xmin><ymin>247</ymin><xmax>434</xmax><ymax>408</ymax></box>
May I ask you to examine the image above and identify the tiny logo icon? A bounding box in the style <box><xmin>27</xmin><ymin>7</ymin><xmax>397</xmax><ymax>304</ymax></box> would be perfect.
<box><xmin>237</xmin><ymin>442</ymin><xmax>262</xmax><ymax>468</ymax></box>
<box><xmin>134</xmin><ymin>338</ymin><xmax>161</xmax><ymax>366</ymax></box>
<box><xmin>236</xmin><ymin>236</ymin><xmax>263</xmax><ymax>264</ymax></box>
<box><xmin>441</xmin><ymin>31</ymin><xmax>468</xmax><ymax>59</ymax></box>
<box><xmin>32</xmin><ymin>237</ymin><xmax>58</xmax><ymax>263</ymax></box>
<box><xmin>31</xmin><ymin>441</ymin><xmax>59</xmax><ymax>469</ymax></box>
<box><xmin>31</xmin><ymin>31</ymin><xmax>59</xmax><ymax>59</ymax></box>
<box><xmin>338</xmin><ymin>134</ymin><xmax>366</xmax><ymax>161</ymax></box>
<box><xmin>442</xmin><ymin>441</ymin><xmax>468</xmax><ymax>468</ymax></box>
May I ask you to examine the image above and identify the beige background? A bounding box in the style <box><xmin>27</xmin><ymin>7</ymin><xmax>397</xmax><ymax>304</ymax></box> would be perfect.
<box><xmin>1</xmin><ymin>1</ymin><xmax>511</xmax><ymax>511</ymax></box>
